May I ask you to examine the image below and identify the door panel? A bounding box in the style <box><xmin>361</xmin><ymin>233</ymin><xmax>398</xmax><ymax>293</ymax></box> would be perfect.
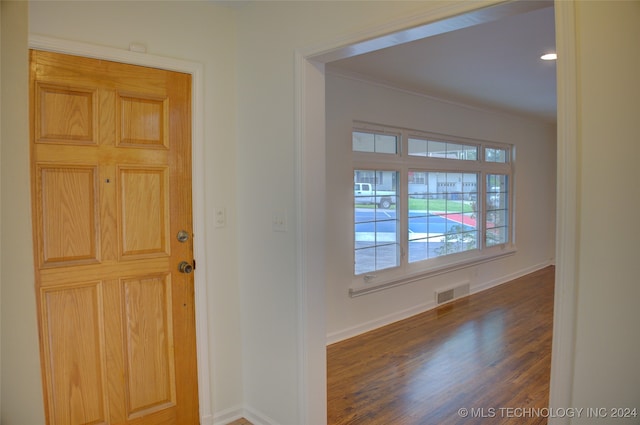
<box><xmin>30</xmin><ymin>50</ymin><xmax>198</xmax><ymax>425</ymax></box>
<box><xmin>41</xmin><ymin>282</ymin><xmax>108</xmax><ymax>425</ymax></box>
<box><xmin>118</xmin><ymin>94</ymin><xmax>167</xmax><ymax>148</ymax></box>
<box><xmin>119</xmin><ymin>167</ymin><xmax>169</xmax><ymax>258</ymax></box>
<box><xmin>122</xmin><ymin>274</ymin><xmax>175</xmax><ymax>417</ymax></box>
<box><xmin>37</xmin><ymin>164</ymin><xmax>100</xmax><ymax>266</ymax></box>
<box><xmin>35</xmin><ymin>83</ymin><xmax>97</xmax><ymax>144</ymax></box>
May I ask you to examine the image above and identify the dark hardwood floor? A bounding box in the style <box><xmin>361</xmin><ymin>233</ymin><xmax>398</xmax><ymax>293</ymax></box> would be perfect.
<box><xmin>327</xmin><ymin>266</ymin><xmax>555</xmax><ymax>425</ymax></box>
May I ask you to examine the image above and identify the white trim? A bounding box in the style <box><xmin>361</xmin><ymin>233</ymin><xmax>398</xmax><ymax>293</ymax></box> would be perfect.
<box><xmin>28</xmin><ymin>35</ymin><xmax>213</xmax><ymax>424</ymax></box>
<box><xmin>349</xmin><ymin>250</ymin><xmax>516</xmax><ymax>297</ymax></box>
<box><xmin>306</xmin><ymin>0</ymin><xmax>549</xmax><ymax>63</ymax></box>
<box><xmin>243</xmin><ymin>405</ymin><xmax>280</xmax><ymax>425</ymax></box>
<box><xmin>212</xmin><ymin>405</ymin><xmax>278</xmax><ymax>425</ymax></box>
<box><xmin>327</xmin><ymin>300</ymin><xmax>436</xmax><ymax>346</ymax></box>
<box><xmin>294</xmin><ymin>50</ymin><xmax>328</xmax><ymax>425</ymax></box>
<box><xmin>470</xmin><ymin>260</ymin><xmax>554</xmax><ymax>294</ymax></box>
<box><xmin>212</xmin><ymin>405</ymin><xmax>244</xmax><ymax>425</ymax></box>
<box><xmin>548</xmin><ymin>1</ymin><xmax>578</xmax><ymax>423</ymax></box>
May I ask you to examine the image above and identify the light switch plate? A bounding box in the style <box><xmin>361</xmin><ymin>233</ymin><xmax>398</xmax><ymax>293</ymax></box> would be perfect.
<box><xmin>214</xmin><ymin>207</ymin><xmax>226</xmax><ymax>228</ymax></box>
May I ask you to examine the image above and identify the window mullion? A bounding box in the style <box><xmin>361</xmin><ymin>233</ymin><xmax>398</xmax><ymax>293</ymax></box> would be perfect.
<box><xmin>478</xmin><ymin>171</ymin><xmax>487</xmax><ymax>251</ymax></box>
<box><xmin>399</xmin><ymin>163</ymin><xmax>409</xmax><ymax>269</ymax></box>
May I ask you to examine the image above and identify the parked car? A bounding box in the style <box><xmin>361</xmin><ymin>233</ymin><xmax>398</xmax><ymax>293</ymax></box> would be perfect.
<box><xmin>354</xmin><ymin>182</ymin><xmax>396</xmax><ymax>209</ymax></box>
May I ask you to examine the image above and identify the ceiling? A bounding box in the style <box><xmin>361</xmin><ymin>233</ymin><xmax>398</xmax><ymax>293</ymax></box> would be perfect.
<box><xmin>326</xmin><ymin>4</ymin><xmax>557</xmax><ymax>123</ymax></box>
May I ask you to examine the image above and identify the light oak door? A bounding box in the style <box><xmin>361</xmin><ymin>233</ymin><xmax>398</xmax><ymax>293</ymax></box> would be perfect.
<box><xmin>29</xmin><ymin>50</ymin><xmax>199</xmax><ymax>425</ymax></box>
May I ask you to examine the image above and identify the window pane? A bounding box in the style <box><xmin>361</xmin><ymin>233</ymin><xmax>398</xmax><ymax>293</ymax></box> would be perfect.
<box><xmin>451</xmin><ymin>143</ymin><xmax>478</xmax><ymax>160</ymax></box>
<box><xmin>408</xmin><ymin>171</ymin><xmax>478</xmax><ymax>262</ymax></box>
<box><xmin>376</xmin><ymin>134</ymin><xmax>397</xmax><ymax>154</ymax></box>
<box><xmin>408</xmin><ymin>138</ymin><xmax>427</xmax><ymax>157</ymax></box>
<box><xmin>427</xmin><ymin>141</ymin><xmax>447</xmax><ymax>158</ymax></box>
<box><xmin>408</xmin><ymin>138</ymin><xmax>478</xmax><ymax>161</ymax></box>
<box><xmin>375</xmin><ymin>244</ymin><xmax>400</xmax><ymax>271</ymax></box>
<box><xmin>353</xmin><ymin>131</ymin><xmax>374</xmax><ymax>152</ymax></box>
<box><xmin>486</xmin><ymin>226</ymin><xmax>508</xmax><ymax>246</ymax></box>
<box><xmin>486</xmin><ymin>174</ymin><xmax>509</xmax><ymax>246</ymax></box>
<box><xmin>447</xmin><ymin>143</ymin><xmax>464</xmax><ymax>159</ymax></box>
<box><xmin>487</xmin><ymin>174</ymin><xmax>508</xmax><ymax>209</ymax></box>
<box><xmin>353</xmin><ymin>131</ymin><xmax>398</xmax><ymax>154</ymax></box>
<box><xmin>354</xmin><ymin>247</ymin><xmax>376</xmax><ymax>275</ymax></box>
<box><xmin>354</xmin><ymin>170</ymin><xmax>400</xmax><ymax>275</ymax></box>
<box><xmin>462</xmin><ymin>146</ymin><xmax>478</xmax><ymax>161</ymax></box>
<box><xmin>485</xmin><ymin>147</ymin><xmax>508</xmax><ymax>163</ymax></box>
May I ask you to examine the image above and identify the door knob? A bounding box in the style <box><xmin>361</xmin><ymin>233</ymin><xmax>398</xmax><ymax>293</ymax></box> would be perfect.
<box><xmin>178</xmin><ymin>261</ymin><xmax>194</xmax><ymax>274</ymax></box>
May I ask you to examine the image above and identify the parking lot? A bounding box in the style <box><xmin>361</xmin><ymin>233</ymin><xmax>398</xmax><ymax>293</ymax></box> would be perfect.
<box><xmin>354</xmin><ymin>209</ymin><xmax>477</xmax><ymax>274</ymax></box>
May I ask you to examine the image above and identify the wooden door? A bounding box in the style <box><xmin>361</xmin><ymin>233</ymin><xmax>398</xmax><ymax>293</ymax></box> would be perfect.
<box><xmin>29</xmin><ymin>50</ymin><xmax>199</xmax><ymax>425</ymax></box>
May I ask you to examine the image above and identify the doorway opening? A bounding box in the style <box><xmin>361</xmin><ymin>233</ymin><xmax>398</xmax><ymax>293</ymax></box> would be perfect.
<box><xmin>323</xmin><ymin>2</ymin><xmax>557</xmax><ymax>420</ymax></box>
<box><xmin>296</xmin><ymin>1</ymin><xmax>577</xmax><ymax>423</ymax></box>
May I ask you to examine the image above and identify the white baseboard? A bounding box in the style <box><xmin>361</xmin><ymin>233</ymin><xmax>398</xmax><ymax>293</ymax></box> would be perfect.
<box><xmin>212</xmin><ymin>405</ymin><xmax>244</xmax><ymax>425</ymax></box>
<box><xmin>327</xmin><ymin>261</ymin><xmax>553</xmax><ymax>346</ymax></box>
<box><xmin>213</xmin><ymin>404</ymin><xmax>281</xmax><ymax>425</ymax></box>
<box><xmin>326</xmin><ymin>300</ymin><xmax>436</xmax><ymax>345</ymax></box>
<box><xmin>201</xmin><ymin>413</ymin><xmax>214</xmax><ymax>425</ymax></box>
<box><xmin>470</xmin><ymin>261</ymin><xmax>553</xmax><ymax>294</ymax></box>
<box><xmin>243</xmin><ymin>405</ymin><xmax>280</xmax><ymax>425</ymax></box>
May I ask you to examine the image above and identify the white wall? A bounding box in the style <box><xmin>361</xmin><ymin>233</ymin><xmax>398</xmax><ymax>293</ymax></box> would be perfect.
<box><xmin>325</xmin><ymin>73</ymin><xmax>557</xmax><ymax>341</ymax></box>
<box><xmin>1</xmin><ymin>2</ymin><xmax>41</xmax><ymax>424</ymax></box>
<box><xmin>234</xmin><ymin>2</ymin><xmax>512</xmax><ymax>423</ymax></box>
<box><xmin>569</xmin><ymin>2</ymin><xmax>640</xmax><ymax>423</ymax></box>
<box><xmin>3</xmin><ymin>1</ymin><xmax>243</xmax><ymax>423</ymax></box>
<box><xmin>6</xmin><ymin>1</ymin><xmax>503</xmax><ymax>424</ymax></box>
<box><xmin>5</xmin><ymin>2</ymin><xmax>638</xmax><ymax>425</ymax></box>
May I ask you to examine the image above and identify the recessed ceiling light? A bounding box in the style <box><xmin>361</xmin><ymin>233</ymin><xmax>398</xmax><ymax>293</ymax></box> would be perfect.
<box><xmin>540</xmin><ymin>53</ymin><xmax>557</xmax><ymax>61</ymax></box>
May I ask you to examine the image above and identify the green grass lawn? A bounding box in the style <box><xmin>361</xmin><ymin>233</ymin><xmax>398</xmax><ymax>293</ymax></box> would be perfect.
<box><xmin>356</xmin><ymin>198</ymin><xmax>475</xmax><ymax>213</ymax></box>
<box><xmin>409</xmin><ymin>198</ymin><xmax>475</xmax><ymax>212</ymax></box>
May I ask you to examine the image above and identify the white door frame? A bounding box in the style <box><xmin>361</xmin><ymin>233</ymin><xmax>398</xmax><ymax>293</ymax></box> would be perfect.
<box><xmin>28</xmin><ymin>35</ymin><xmax>214</xmax><ymax>425</ymax></box>
<box><xmin>295</xmin><ymin>1</ymin><xmax>577</xmax><ymax>424</ymax></box>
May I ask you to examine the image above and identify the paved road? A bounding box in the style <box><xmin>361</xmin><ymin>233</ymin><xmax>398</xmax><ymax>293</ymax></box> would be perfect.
<box><xmin>355</xmin><ymin>209</ymin><xmax>475</xmax><ymax>235</ymax></box>
<box><xmin>354</xmin><ymin>209</ymin><xmax>478</xmax><ymax>274</ymax></box>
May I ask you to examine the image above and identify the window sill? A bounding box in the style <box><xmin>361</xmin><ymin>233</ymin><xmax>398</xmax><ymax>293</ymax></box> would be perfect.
<box><xmin>349</xmin><ymin>247</ymin><xmax>516</xmax><ymax>297</ymax></box>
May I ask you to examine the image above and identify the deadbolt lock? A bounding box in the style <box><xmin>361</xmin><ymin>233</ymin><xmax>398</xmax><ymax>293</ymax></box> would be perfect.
<box><xmin>177</xmin><ymin>230</ymin><xmax>190</xmax><ymax>243</ymax></box>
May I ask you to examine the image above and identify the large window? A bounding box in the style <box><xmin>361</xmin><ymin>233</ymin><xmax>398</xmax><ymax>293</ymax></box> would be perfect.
<box><xmin>352</xmin><ymin>124</ymin><xmax>514</xmax><ymax>289</ymax></box>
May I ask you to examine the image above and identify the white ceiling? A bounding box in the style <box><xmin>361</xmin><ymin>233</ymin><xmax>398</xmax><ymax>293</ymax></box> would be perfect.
<box><xmin>326</xmin><ymin>4</ymin><xmax>557</xmax><ymax>123</ymax></box>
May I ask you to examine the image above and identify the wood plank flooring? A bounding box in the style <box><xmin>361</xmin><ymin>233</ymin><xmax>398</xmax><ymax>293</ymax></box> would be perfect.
<box><xmin>227</xmin><ymin>419</ymin><xmax>253</xmax><ymax>425</ymax></box>
<box><xmin>327</xmin><ymin>266</ymin><xmax>555</xmax><ymax>425</ymax></box>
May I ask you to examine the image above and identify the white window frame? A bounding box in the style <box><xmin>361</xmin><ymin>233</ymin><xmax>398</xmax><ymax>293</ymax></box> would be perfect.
<box><xmin>351</xmin><ymin>122</ymin><xmax>516</xmax><ymax>296</ymax></box>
